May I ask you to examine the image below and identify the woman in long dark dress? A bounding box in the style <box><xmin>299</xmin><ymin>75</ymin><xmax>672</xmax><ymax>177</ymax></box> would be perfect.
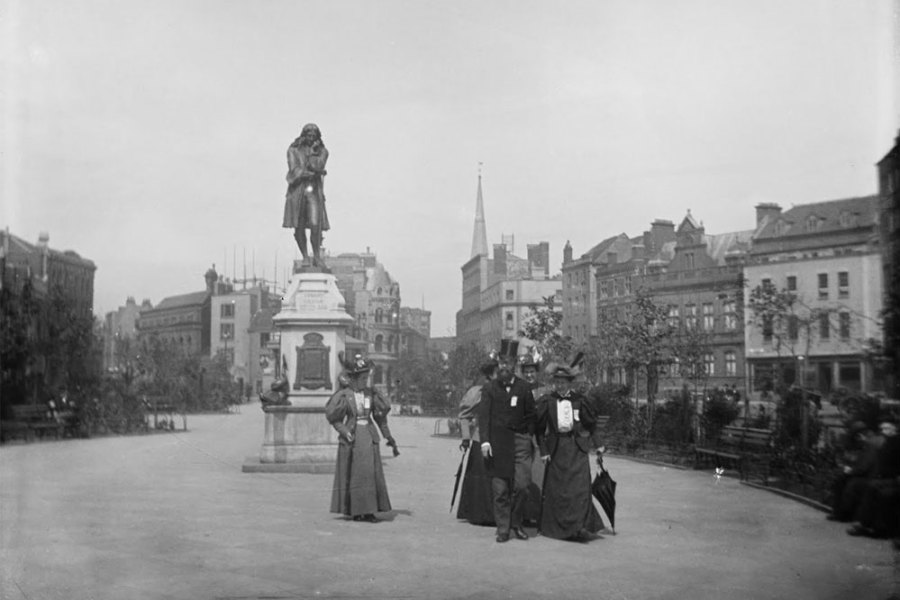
<box><xmin>536</xmin><ymin>364</ymin><xmax>605</xmax><ymax>540</ymax></box>
<box><xmin>456</xmin><ymin>356</ymin><xmax>499</xmax><ymax>525</ymax></box>
<box><xmin>325</xmin><ymin>354</ymin><xmax>397</xmax><ymax>522</ymax></box>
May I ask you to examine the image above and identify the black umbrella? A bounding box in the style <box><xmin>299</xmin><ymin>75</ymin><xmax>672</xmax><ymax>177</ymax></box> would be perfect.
<box><xmin>450</xmin><ymin>445</ymin><xmax>468</xmax><ymax>512</ymax></box>
<box><xmin>592</xmin><ymin>455</ymin><xmax>616</xmax><ymax>533</ymax></box>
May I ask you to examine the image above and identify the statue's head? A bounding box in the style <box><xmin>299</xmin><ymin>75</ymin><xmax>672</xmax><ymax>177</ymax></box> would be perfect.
<box><xmin>300</xmin><ymin>123</ymin><xmax>322</xmax><ymax>144</ymax></box>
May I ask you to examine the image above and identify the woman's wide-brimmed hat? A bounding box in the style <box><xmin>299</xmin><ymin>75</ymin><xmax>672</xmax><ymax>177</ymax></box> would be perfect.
<box><xmin>339</xmin><ymin>351</ymin><xmax>373</xmax><ymax>376</ymax></box>
<box><xmin>480</xmin><ymin>350</ymin><xmax>500</xmax><ymax>376</ymax></box>
<box><xmin>518</xmin><ymin>347</ymin><xmax>541</xmax><ymax>371</ymax></box>
<box><xmin>547</xmin><ymin>364</ymin><xmax>577</xmax><ymax>380</ymax></box>
<box><xmin>544</xmin><ymin>351</ymin><xmax>585</xmax><ymax>381</ymax></box>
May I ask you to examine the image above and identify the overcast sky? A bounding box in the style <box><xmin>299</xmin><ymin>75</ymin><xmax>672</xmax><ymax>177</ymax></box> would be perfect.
<box><xmin>3</xmin><ymin>0</ymin><xmax>899</xmax><ymax>336</ymax></box>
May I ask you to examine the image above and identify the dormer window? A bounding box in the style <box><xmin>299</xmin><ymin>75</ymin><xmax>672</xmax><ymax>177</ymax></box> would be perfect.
<box><xmin>839</xmin><ymin>211</ymin><xmax>858</xmax><ymax>228</ymax></box>
<box><xmin>805</xmin><ymin>214</ymin><xmax>822</xmax><ymax>232</ymax></box>
<box><xmin>774</xmin><ymin>219</ymin><xmax>789</xmax><ymax>236</ymax></box>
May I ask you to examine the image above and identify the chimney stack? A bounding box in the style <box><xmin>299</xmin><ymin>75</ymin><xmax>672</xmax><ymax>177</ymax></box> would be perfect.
<box><xmin>755</xmin><ymin>203</ymin><xmax>782</xmax><ymax>227</ymax></box>
<box><xmin>493</xmin><ymin>243</ymin><xmax>507</xmax><ymax>276</ymax></box>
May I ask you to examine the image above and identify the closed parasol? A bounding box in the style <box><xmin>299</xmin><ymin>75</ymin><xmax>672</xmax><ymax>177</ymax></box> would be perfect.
<box><xmin>592</xmin><ymin>455</ymin><xmax>617</xmax><ymax>533</ymax></box>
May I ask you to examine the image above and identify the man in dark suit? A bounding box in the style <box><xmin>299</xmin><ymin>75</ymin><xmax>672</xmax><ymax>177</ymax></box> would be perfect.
<box><xmin>479</xmin><ymin>341</ymin><xmax>536</xmax><ymax>543</ymax></box>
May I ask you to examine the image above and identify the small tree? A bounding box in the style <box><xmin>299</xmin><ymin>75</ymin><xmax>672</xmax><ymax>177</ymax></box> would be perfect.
<box><xmin>521</xmin><ymin>296</ymin><xmax>573</xmax><ymax>366</ymax></box>
<box><xmin>604</xmin><ymin>291</ymin><xmax>677</xmax><ymax>432</ymax></box>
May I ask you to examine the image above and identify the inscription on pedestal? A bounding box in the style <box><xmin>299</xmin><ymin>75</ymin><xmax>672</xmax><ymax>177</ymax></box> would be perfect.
<box><xmin>294</xmin><ymin>332</ymin><xmax>332</xmax><ymax>391</ymax></box>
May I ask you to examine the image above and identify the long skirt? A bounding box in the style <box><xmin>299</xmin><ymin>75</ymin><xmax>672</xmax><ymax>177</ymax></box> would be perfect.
<box><xmin>540</xmin><ymin>437</ymin><xmax>603</xmax><ymax>540</ymax></box>
<box><xmin>330</xmin><ymin>425</ymin><xmax>391</xmax><ymax>516</ymax></box>
<box><xmin>522</xmin><ymin>442</ymin><xmax>545</xmax><ymax>525</ymax></box>
<box><xmin>457</xmin><ymin>444</ymin><xmax>495</xmax><ymax>525</ymax></box>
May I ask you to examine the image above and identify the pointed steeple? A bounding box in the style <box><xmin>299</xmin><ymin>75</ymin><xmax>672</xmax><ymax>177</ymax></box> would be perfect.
<box><xmin>470</xmin><ymin>164</ymin><xmax>488</xmax><ymax>258</ymax></box>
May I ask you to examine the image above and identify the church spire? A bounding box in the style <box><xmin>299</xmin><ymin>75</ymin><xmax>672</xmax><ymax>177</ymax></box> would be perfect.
<box><xmin>470</xmin><ymin>164</ymin><xmax>488</xmax><ymax>258</ymax></box>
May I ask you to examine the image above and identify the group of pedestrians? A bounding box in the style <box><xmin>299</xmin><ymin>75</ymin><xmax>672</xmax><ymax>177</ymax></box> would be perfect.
<box><xmin>456</xmin><ymin>343</ymin><xmax>609</xmax><ymax>543</ymax></box>
<box><xmin>829</xmin><ymin>418</ymin><xmax>900</xmax><ymax>540</ymax></box>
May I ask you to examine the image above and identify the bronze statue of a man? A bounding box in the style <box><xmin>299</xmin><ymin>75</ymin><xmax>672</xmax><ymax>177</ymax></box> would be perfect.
<box><xmin>282</xmin><ymin>123</ymin><xmax>329</xmax><ymax>266</ymax></box>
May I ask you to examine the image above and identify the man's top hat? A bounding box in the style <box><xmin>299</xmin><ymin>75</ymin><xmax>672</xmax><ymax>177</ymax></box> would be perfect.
<box><xmin>498</xmin><ymin>339</ymin><xmax>519</xmax><ymax>364</ymax></box>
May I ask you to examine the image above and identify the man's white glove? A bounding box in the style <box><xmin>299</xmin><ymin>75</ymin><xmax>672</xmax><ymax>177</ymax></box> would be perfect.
<box><xmin>481</xmin><ymin>442</ymin><xmax>492</xmax><ymax>457</ymax></box>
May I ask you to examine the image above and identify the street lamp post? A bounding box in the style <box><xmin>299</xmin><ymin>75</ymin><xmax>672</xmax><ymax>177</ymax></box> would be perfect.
<box><xmin>798</xmin><ymin>355</ymin><xmax>808</xmax><ymax>448</ymax></box>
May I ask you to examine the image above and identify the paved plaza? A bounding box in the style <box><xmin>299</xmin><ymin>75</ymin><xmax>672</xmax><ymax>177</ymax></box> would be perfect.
<box><xmin>1</xmin><ymin>403</ymin><xmax>898</xmax><ymax>600</ymax></box>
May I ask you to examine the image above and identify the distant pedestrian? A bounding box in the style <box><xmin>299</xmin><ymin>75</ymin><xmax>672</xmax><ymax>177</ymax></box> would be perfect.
<box><xmin>479</xmin><ymin>340</ymin><xmax>536</xmax><ymax>543</ymax></box>
<box><xmin>536</xmin><ymin>364</ymin><xmax>605</xmax><ymax>541</ymax></box>
<box><xmin>325</xmin><ymin>353</ymin><xmax>398</xmax><ymax>522</ymax></box>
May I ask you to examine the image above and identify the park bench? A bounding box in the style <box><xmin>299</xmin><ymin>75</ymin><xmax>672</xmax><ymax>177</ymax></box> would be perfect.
<box><xmin>1</xmin><ymin>404</ymin><xmax>65</xmax><ymax>442</ymax></box>
<box><xmin>695</xmin><ymin>425</ymin><xmax>773</xmax><ymax>480</ymax></box>
<box><xmin>145</xmin><ymin>396</ymin><xmax>181</xmax><ymax>431</ymax></box>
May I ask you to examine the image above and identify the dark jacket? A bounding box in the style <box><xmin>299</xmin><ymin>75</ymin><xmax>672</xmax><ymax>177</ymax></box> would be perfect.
<box><xmin>325</xmin><ymin>387</ymin><xmax>392</xmax><ymax>447</ymax></box>
<box><xmin>478</xmin><ymin>376</ymin><xmax>535</xmax><ymax>478</ymax></box>
<box><xmin>872</xmin><ymin>435</ymin><xmax>900</xmax><ymax>479</ymax></box>
<box><xmin>535</xmin><ymin>391</ymin><xmax>604</xmax><ymax>458</ymax></box>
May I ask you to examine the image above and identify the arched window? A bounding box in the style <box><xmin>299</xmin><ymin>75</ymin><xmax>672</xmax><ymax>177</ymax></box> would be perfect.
<box><xmin>375</xmin><ymin>308</ymin><xmax>383</xmax><ymax>323</ymax></box>
<box><xmin>375</xmin><ymin>335</ymin><xmax>383</xmax><ymax>352</ymax></box>
<box><xmin>387</xmin><ymin>335</ymin><xmax>393</xmax><ymax>352</ymax></box>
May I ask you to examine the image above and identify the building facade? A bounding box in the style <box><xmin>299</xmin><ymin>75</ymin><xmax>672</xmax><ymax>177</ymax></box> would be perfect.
<box><xmin>744</xmin><ymin>196</ymin><xmax>884</xmax><ymax>398</ymax></box>
<box><xmin>640</xmin><ymin>212</ymin><xmax>752</xmax><ymax>398</ymax></box>
<box><xmin>103</xmin><ymin>296</ymin><xmax>151</xmax><ymax>372</ymax></box>
<box><xmin>0</xmin><ymin>230</ymin><xmax>96</xmax><ymax>405</ymax></box>
<box><xmin>456</xmin><ymin>172</ymin><xmax>561</xmax><ymax>350</ymax></box>
<box><xmin>210</xmin><ymin>286</ymin><xmax>270</xmax><ymax>393</ymax></box>
<box><xmin>136</xmin><ymin>267</ymin><xmax>219</xmax><ymax>356</ymax></box>
<box><xmin>325</xmin><ymin>251</ymin><xmax>403</xmax><ymax>397</ymax></box>
<box><xmin>878</xmin><ymin>130</ymin><xmax>900</xmax><ymax>397</ymax></box>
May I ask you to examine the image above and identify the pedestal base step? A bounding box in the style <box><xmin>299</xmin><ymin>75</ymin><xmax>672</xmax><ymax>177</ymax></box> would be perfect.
<box><xmin>241</xmin><ymin>457</ymin><xmax>335</xmax><ymax>474</ymax></box>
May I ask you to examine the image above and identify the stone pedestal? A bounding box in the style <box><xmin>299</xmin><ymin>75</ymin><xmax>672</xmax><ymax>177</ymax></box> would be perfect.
<box><xmin>242</xmin><ymin>267</ymin><xmax>352</xmax><ymax>474</ymax></box>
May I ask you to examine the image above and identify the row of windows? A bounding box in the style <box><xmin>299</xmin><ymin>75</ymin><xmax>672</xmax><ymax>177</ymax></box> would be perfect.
<box><xmin>761</xmin><ymin>270</ymin><xmax>851</xmax><ymax>300</ymax></box>
<box><xmin>761</xmin><ymin>311</ymin><xmax>853</xmax><ymax>343</ymax></box>
<box><xmin>143</xmin><ymin>313</ymin><xmax>198</xmax><ymax>329</ymax></box>
<box><xmin>373</xmin><ymin>334</ymin><xmax>399</xmax><ymax>353</ymax></box>
<box><xmin>662</xmin><ymin>351</ymin><xmax>740</xmax><ymax>377</ymax></box>
<box><xmin>565</xmin><ymin>269</ymin><xmax>589</xmax><ymax>288</ymax></box>
<box><xmin>666</xmin><ymin>301</ymin><xmax>739</xmax><ymax>331</ymax></box>
<box><xmin>598</xmin><ymin>276</ymin><xmax>633</xmax><ymax>298</ymax></box>
<box><xmin>597</xmin><ymin>300</ymin><xmax>739</xmax><ymax>332</ymax></box>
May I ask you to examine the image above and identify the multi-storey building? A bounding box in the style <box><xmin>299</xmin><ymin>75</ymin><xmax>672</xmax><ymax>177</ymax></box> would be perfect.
<box><xmin>399</xmin><ymin>306</ymin><xmax>431</xmax><ymax>359</ymax></box>
<box><xmin>210</xmin><ymin>285</ymin><xmax>271</xmax><ymax>393</ymax></box>
<box><xmin>0</xmin><ymin>230</ymin><xmax>96</xmax><ymax>315</ymax></box>
<box><xmin>744</xmin><ymin>196</ymin><xmax>884</xmax><ymax>398</ymax></box>
<box><xmin>640</xmin><ymin>212</ymin><xmax>752</xmax><ymax>398</ymax></box>
<box><xmin>592</xmin><ymin>220</ymin><xmax>677</xmax><ymax>387</ymax></box>
<box><xmin>456</xmin><ymin>173</ymin><xmax>561</xmax><ymax>350</ymax></box>
<box><xmin>103</xmin><ymin>296</ymin><xmax>152</xmax><ymax>372</ymax></box>
<box><xmin>325</xmin><ymin>250</ymin><xmax>402</xmax><ymax>396</ymax></box>
<box><xmin>0</xmin><ymin>230</ymin><xmax>96</xmax><ymax>404</ymax></box>
<box><xmin>479</xmin><ymin>241</ymin><xmax>561</xmax><ymax>346</ymax></box>
<box><xmin>562</xmin><ymin>234</ymin><xmax>629</xmax><ymax>344</ymax></box>
<box><xmin>878</xmin><ymin>129</ymin><xmax>900</xmax><ymax>397</ymax></box>
<box><xmin>137</xmin><ymin>266</ymin><xmax>219</xmax><ymax>356</ymax></box>
<box><xmin>248</xmin><ymin>303</ymin><xmax>279</xmax><ymax>395</ymax></box>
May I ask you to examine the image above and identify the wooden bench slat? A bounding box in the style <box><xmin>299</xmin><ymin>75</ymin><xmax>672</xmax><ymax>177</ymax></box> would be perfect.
<box><xmin>695</xmin><ymin>425</ymin><xmax>774</xmax><ymax>480</ymax></box>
